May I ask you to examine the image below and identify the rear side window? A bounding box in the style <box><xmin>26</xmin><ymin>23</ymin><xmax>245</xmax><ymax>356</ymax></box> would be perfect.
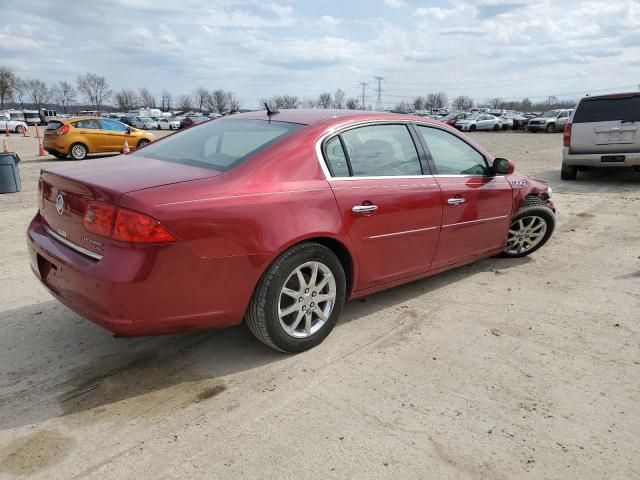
<box><xmin>133</xmin><ymin>118</ymin><xmax>301</xmax><ymax>171</ymax></box>
<box><xmin>324</xmin><ymin>137</ymin><xmax>350</xmax><ymax>177</ymax></box>
<box><xmin>46</xmin><ymin>121</ymin><xmax>63</xmax><ymax>131</ymax></box>
<box><xmin>339</xmin><ymin>124</ymin><xmax>422</xmax><ymax>176</ymax></box>
<box><xmin>72</xmin><ymin>119</ymin><xmax>100</xmax><ymax>129</ymax></box>
<box><xmin>573</xmin><ymin>96</ymin><xmax>640</xmax><ymax>123</ymax></box>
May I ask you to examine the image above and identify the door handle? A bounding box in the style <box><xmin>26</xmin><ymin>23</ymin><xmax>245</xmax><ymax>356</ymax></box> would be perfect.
<box><xmin>447</xmin><ymin>198</ymin><xmax>466</xmax><ymax>205</ymax></box>
<box><xmin>352</xmin><ymin>204</ymin><xmax>378</xmax><ymax>214</ymax></box>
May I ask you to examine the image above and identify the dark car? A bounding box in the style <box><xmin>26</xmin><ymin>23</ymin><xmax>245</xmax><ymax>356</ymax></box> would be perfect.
<box><xmin>28</xmin><ymin>109</ymin><xmax>556</xmax><ymax>353</ymax></box>
<box><xmin>119</xmin><ymin>116</ymin><xmax>133</xmax><ymax>127</ymax></box>
<box><xmin>179</xmin><ymin>116</ymin><xmax>209</xmax><ymax>129</ymax></box>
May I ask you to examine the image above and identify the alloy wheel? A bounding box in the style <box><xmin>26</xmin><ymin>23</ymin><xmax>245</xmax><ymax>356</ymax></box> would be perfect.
<box><xmin>506</xmin><ymin>216</ymin><xmax>547</xmax><ymax>255</ymax></box>
<box><xmin>278</xmin><ymin>261</ymin><xmax>337</xmax><ymax>338</ymax></box>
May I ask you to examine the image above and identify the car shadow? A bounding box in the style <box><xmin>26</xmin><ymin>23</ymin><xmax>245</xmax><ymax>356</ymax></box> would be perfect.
<box><xmin>0</xmin><ymin>255</ymin><xmax>529</xmax><ymax>430</ymax></box>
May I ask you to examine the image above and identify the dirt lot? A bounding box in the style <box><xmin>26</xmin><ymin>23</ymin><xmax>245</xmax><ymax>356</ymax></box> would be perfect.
<box><xmin>1</xmin><ymin>130</ymin><xmax>639</xmax><ymax>479</ymax></box>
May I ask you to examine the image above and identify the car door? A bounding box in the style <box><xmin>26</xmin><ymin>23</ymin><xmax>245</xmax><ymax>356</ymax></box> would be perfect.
<box><xmin>415</xmin><ymin>125</ymin><xmax>513</xmax><ymax>269</ymax></box>
<box><xmin>476</xmin><ymin>115</ymin><xmax>490</xmax><ymax>130</ymax></box>
<box><xmin>557</xmin><ymin>111</ymin><xmax>569</xmax><ymax>128</ymax></box>
<box><xmin>71</xmin><ymin>119</ymin><xmax>102</xmax><ymax>152</ymax></box>
<box><xmin>99</xmin><ymin>118</ymin><xmax>129</xmax><ymax>152</ymax></box>
<box><xmin>323</xmin><ymin>123</ymin><xmax>443</xmax><ymax>291</ymax></box>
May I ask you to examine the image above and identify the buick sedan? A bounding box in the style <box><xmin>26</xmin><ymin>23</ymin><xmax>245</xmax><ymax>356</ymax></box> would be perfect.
<box><xmin>28</xmin><ymin>110</ymin><xmax>556</xmax><ymax>352</ymax></box>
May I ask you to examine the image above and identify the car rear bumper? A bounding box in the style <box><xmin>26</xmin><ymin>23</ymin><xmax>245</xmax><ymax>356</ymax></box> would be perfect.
<box><xmin>43</xmin><ymin>138</ymin><xmax>68</xmax><ymax>154</ymax></box>
<box><xmin>562</xmin><ymin>148</ymin><xmax>640</xmax><ymax>167</ymax></box>
<box><xmin>27</xmin><ymin>213</ymin><xmax>268</xmax><ymax>336</ymax></box>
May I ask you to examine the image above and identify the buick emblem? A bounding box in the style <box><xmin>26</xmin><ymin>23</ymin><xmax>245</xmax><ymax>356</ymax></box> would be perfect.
<box><xmin>56</xmin><ymin>194</ymin><xmax>64</xmax><ymax>215</ymax></box>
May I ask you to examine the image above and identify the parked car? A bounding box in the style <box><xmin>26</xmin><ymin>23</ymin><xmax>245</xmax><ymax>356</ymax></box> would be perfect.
<box><xmin>561</xmin><ymin>92</ymin><xmax>640</xmax><ymax>180</ymax></box>
<box><xmin>156</xmin><ymin>117</ymin><xmax>180</xmax><ymax>130</ymax></box>
<box><xmin>42</xmin><ymin>117</ymin><xmax>155</xmax><ymax>160</ymax></box>
<box><xmin>23</xmin><ymin>110</ymin><xmax>42</xmax><ymax>125</ymax></box>
<box><xmin>455</xmin><ymin>114</ymin><xmax>502</xmax><ymax>131</ymax></box>
<box><xmin>40</xmin><ymin>109</ymin><xmax>58</xmax><ymax>124</ymax></box>
<box><xmin>28</xmin><ymin>110</ymin><xmax>556</xmax><ymax>352</ymax></box>
<box><xmin>492</xmin><ymin>113</ymin><xmax>514</xmax><ymax>130</ymax></box>
<box><xmin>179</xmin><ymin>116</ymin><xmax>209</xmax><ymax>129</ymax></box>
<box><xmin>439</xmin><ymin>112</ymin><xmax>472</xmax><ymax>126</ymax></box>
<box><xmin>118</xmin><ymin>116</ymin><xmax>134</xmax><ymax>127</ymax></box>
<box><xmin>527</xmin><ymin>109</ymin><xmax>573</xmax><ymax>133</ymax></box>
<box><xmin>0</xmin><ymin>116</ymin><xmax>28</xmax><ymax>133</ymax></box>
<box><xmin>131</xmin><ymin>117</ymin><xmax>157</xmax><ymax>129</ymax></box>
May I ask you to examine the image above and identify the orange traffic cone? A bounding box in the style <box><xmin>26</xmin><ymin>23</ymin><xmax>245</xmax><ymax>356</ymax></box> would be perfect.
<box><xmin>38</xmin><ymin>138</ymin><xmax>46</xmax><ymax>156</ymax></box>
<box><xmin>22</xmin><ymin>126</ymin><xmax>30</xmax><ymax>137</ymax></box>
<box><xmin>123</xmin><ymin>140</ymin><xmax>130</xmax><ymax>154</ymax></box>
<box><xmin>4</xmin><ymin>124</ymin><xmax>8</xmax><ymax>137</ymax></box>
<box><xmin>2</xmin><ymin>137</ymin><xmax>8</xmax><ymax>152</ymax></box>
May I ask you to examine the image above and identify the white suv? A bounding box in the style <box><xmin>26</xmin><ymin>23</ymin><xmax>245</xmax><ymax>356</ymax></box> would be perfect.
<box><xmin>527</xmin><ymin>109</ymin><xmax>573</xmax><ymax>133</ymax></box>
<box><xmin>562</xmin><ymin>93</ymin><xmax>640</xmax><ymax>180</ymax></box>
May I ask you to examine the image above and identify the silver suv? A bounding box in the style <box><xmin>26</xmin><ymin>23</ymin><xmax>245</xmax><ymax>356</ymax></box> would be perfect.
<box><xmin>562</xmin><ymin>93</ymin><xmax>640</xmax><ymax>180</ymax></box>
<box><xmin>527</xmin><ymin>109</ymin><xmax>573</xmax><ymax>133</ymax></box>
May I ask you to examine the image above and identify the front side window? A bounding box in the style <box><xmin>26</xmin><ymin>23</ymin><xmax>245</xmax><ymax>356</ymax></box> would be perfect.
<box><xmin>339</xmin><ymin>124</ymin><xmax>422</xmax><ymax>176</ymax></box>
<box><xmin>100</xmin><ymin>119</ymin><xmax>127</xmax><ymax>132</ymax></box>
<box><xmin>133</xmin><ymin>118</ymin><xmax>301</xmax><ymax>171</ymax></box>
<box><xmin>417</xmin><ymin>126</ymin><xmax>489</xmax><ymax>176</ymax></box>
<box><xmin>72</xmin><ymin>119</ymin><xmax>100</xmax><ymax>129</ymax></box>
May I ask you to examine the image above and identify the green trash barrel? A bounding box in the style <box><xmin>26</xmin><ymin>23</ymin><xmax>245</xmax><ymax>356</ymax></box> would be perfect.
<box><xmin>0</xmin><ymin>152</ymin><xmax>21</xmax><ymax>193</ymax></box>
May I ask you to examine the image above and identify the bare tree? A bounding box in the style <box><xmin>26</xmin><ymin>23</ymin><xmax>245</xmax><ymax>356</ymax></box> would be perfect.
<box><xmin>192</xmin><ymin>86</ymin><xmax>209</xmax><ymax>112</ymax></box>
<box><xmin>345</xmin><ymin>98</ymin><xmax>359</xmax><ymax>110</ymax></box>
<box><xmin>264</xmin><ymin>95</ymin><xmax>298</xmax><ymax>109</ymax></box>
<box><xmin>177</xmin><ymin>94</ymin><xmax>194</xmax><ymax>112</ymax></box>
<box><xmin>426</xmin><ymin>92</ymin><xmax>448</xmax><ymax>109</ymax></box>
<box><xmin>0</xmin><ymin>66</ymin><xmax>18</xmax><ymax>110</ymax></box>
<box><xmin>208</xmin><ymin>89</ymin><xmax>229</xmax><ymax>114</ymax></box>
<box><xmin>452</xmin><ymin>95</ymin><xmax>473</xmax><ymax>111</ymax></box>
<box><xmin>317</xmin><ymin>92</ymin><xmax>333</xmax><ymax>109</ymax></box>
<box><xmin>76</xmin><ymin>73</ymin><xmax>111</xmax><ymax>112</ymax></box>
<box><xmin>393</xmin><ymin>101</ymin><xmax>412</xmax><ymax>113</ymax></box>
<box><xmin>160</xmin><ymin>89</ymin><xmax>172</xmax><ymax>112</ymax></box>
<box><xmin>24</xmin><ymin>79</ymin><xmax>51</xmax><ymax>110</ymax></box>
<box><xmin>53</xmin><ymin>80</ymin><xmax>76</xmax><ymax>113</ymax></box>
<box><xmin>14</xmin><ymin>78</ymin><xmax>26</xmax><ymax>109</ymax></box>
<box><xmin>299</xmin><ymin>98</ymin><xmax>317</xmax><ymax>108</ymax></box>
<box><xmin>488</xmin><ymin>97</ymin><xmax>502</xmax><ymax>109</ymax></box>
<box><xmin>333</xmin><ymin>89</ymin><xmax>345</xmax><ymax>109</ymax></box>
<box><xmin>138</xmin><ymin>87</ymin><xmax>156</xmax><ymax>108</ymax></box>
<box><xmin>114</xmin><ymin>88</ymin><xmax>139</xmax><ymax>112</ymax></box>
<box><xmin>413</xmin><ymin>96</ymin><xmax>426</xmax><ymax>111</ymax></box>
<box><xmin>227</xmin><ymin>93</ymin><xmax>241</xmax><ymax>112</ymax></box>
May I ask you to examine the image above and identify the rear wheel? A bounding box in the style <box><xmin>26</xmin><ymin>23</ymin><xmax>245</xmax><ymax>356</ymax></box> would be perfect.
<box><xmin>502</xmin><ymin>198</ymin><xmax>555</xmax><ymax>258</ymax></box>
<box><xmin>69</xmin><ymin>143</ymin><xmax>88</xmax><ymax>160</ymax></box>
<box><xmin>561</xmin><ymin>161</ymin><xmax>578</xmax><ymax>180</ymax></box>
<box><xmin>15</xmin><ymin>125</ymin><xmax>26</xmax><ymax>134</ymax></box>
<box><xmin>246</xmin><ymin>242</ymin><xmax>346</xmax><ymax>353</ymax></box>
<box><xmin>470</xmin><ymin>124</ymin><xmax>477</xmax><ymax>132</ymax></box>
<box><xmin>137</xmin><ymin>139</ymin><xmax>150</xmax><ymax>149</ymax></box>
<box><xmin>493</xmin><ymin>124</ymin><xmax>500</xmax><ymax>131</ymax></box>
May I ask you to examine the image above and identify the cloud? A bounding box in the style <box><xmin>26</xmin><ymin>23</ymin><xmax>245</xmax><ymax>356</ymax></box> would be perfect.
<box><xmin>383</xmin><ymin>0</ymin><xmax>405</xmax><ymax>8</ymax></box>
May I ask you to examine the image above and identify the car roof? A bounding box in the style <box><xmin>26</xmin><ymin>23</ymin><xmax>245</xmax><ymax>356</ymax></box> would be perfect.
<box><xmin>581</xmin><ymin>92</ymin><xmax>640</xmax><ymax>101</ymax></box>
<box><xmin>58</xmin><ymin>116</ymin><xmax>102</xmax><ymax>123</ymax></box>
<box><xmin>231</xmin><ymin>109</ymin><xmax>445</xmax><ymax>126</ymax></box>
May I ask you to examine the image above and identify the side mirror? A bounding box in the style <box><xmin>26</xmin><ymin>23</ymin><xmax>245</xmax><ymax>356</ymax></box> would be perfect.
<box><xmin>125</xmin><ymin>127</ymin><xmax>131</xmax><ymax>134</ymax></box>
<box><xmin>493</xmin><ymin>157</ymin><xmax>515</xmax><ymax>175</ymax></box>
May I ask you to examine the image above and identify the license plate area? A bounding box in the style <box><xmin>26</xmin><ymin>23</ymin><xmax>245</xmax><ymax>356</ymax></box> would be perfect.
<box><xmin>37</xmin><ymin>253</ymin><xmax>58</xmax><ymax>281</ymax></box>
<box><xmin>601</xmin><ymin>155</ymin><xmax>625</xmax><ymax>163</ymax></box>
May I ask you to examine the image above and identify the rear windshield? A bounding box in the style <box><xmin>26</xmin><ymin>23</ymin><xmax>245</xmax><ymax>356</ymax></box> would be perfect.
<box><xmin>46</xmin><ymin>121</ymin><xmax>63</xmax><ymax>131</ymax></box>
<box><xmin>573</xmin><ymin>96</ymin><xmax>640</xmax><ymax>123</ymax></box>
<box><xmin>133</xmin><ymin>118</ymin><xmax>302</xmax><ymax>171</ymax></box>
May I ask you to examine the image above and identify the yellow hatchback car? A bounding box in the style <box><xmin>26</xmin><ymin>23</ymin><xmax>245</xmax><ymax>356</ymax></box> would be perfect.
<box><xmin>43</xmin><ymin>117</ymin><xmax>155</xmax><ymax>160</ymax></box>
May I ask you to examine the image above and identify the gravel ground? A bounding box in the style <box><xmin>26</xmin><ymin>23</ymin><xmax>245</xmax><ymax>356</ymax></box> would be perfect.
<box><xmin>0</xmin><ymin>130</ymin><xmax>639</xmax><ymax>480</ymax></box>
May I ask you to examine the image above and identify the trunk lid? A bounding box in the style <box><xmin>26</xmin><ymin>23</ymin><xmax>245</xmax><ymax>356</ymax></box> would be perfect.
<box><xmin>40</xmin><ymin>156</ymin><xmax>222</xmax><ymax>257</ymax></box>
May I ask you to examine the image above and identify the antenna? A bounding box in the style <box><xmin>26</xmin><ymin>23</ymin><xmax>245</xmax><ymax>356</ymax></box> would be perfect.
<box><xmin>264</xmin><ymin>102</ymin><xmax>279</xmax><ymax>116</ymax></box>
<box><xmin>374</xmin><ymin>76</ymin><xmax>384</xmax><ymax>111</ymax></box>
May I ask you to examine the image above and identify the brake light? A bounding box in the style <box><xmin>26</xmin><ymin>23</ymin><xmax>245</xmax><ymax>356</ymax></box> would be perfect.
<box><xmin>563</xmin><ymin>124</ymin><xmax>572</xmax><ymax>147</ymax></box>
<box><xmin>82</xmin><ymin>202</ymin><xmax>176</xmax><ymax>243</ymax></box>
<box><xmin>113</xmin><ymin>209</ymin><xmax>176</xmax><ymax>243</ymax></box>
<box><xmin>84</xmin><ymin>202</ymin><xmax>116</xmax><ymax>237</ymax></box>
<box><xmin>56</xmin><ymin>124</ymin><xmax>69</xmax><ymax>136</ymax></box>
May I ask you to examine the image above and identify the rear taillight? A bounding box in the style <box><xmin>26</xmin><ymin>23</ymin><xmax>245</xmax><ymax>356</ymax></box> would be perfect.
<box><xmin>84</xmin><ymin>202</ymin><xmax>116</xmax><ymax>237</ymax></box>
<box><xmin>56</xmin><ymin>124</ymin><xmax>69</xmax><ymax>136</ymax></box>
<box><xmin>563</xmin><ymin>124</ymin><xmax>572</xmax><ymax>147</ymax></box>
<box><xmin>83</xmin><ymin>202</ymin><xmax>176</xmax><ymax>243</ymax></box>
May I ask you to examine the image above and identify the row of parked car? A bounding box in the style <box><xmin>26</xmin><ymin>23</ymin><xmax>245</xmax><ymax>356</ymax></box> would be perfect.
<box><xmin>435</xmin><ymin>109</ymin><xmax>573</xmax><ymax>133</ymax></box>
<box><xmin>114</xmin><ymin>113</ymin><xmax>220</xmax><ymax>131</ymax></box>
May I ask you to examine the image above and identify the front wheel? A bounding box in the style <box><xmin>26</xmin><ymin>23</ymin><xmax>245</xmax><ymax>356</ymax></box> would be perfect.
<box><xmin>493</xmin><ymin>124</ymin><xmax>500</xmax><ymax>131</ymax></box>
<box><xmin>503</xmin><ymin>199</ymin><xmax>555</xmax><ymax>258</ymax></box>
<box><xmin>546</xmin><ymin>123</ymin><xmax>556</xmax><ymax>133</ymax></box>
<box><xmin>69</xmin><ymin>143</ymin><xmax>88</xmax><ymax>160</ymax></box>
<box><xmin>137</xmin><ymin>139</ymin><xmax>150</xmax><ymax>149</ymax></box>
<box><xmin>470</xmin><ymin>124</ymin><xmax>477</xmax><ymax>132</ymax></box>
<box><xmin>15</xmin><ymin>125</ymin><xmax>26</xmax><ymax>134</ymax></box>
<box><xmin>561</xmin><ymin>161</ymin><xmax>577</xmax><ymax>180</ymax></box>
<box><xmin>246</xmin><ymin>242</ymin><xmax>346</xmax><ymax>353</ymax></box>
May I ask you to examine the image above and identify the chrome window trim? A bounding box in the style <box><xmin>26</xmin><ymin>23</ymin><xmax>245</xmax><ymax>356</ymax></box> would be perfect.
<box><xmin>44</xmin><ymin>226</ymin><xmax>103</xmax><ymax>260</ymax></box>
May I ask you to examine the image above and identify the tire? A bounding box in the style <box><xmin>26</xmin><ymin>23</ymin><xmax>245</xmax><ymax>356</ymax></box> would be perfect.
<box><xmin>52</xmin><ymin>152</ymin><xmax>67</xmax><ymax>160</ymax></box>
<box><xmin>561</xmin><ymin>161</ymin><xmax>578</xmax><ymax>180</ymax></box>
<box><xmin>69</xmin><ymin>143</ymin><xmax>88</xmax><ymax>160</ymax></box>
<box><xmin>502</xmin><ymin>198</ymin><xmax>555</xmax><ymax>258</ymax></box>
<box><xmin>546</xmin><ymin>123</ymin><xmax>556</xmax><ymax>133</ymax></box>
<box><xmin>137</xmin><ymin>139</ymin><xmax>150</xmax><ymax>149</ymax></box>
<box><xmin>15</xmin><ymin>125</ymin><xmax>26</xmax><ymax>134</ymax></box>
<box><xmin>493</xmin><ymin>124</ymin><xmax>500</xmax><ymax>131</ymax></box>
<box><xmin>470</xmin><ymin>124</ymin><xmax>477</xmax><ymax>132</ymax></box>
<box><xmin>246</xmin><ymin>242</ymin><xmax>346</xmax><ymax>353</ymax></box>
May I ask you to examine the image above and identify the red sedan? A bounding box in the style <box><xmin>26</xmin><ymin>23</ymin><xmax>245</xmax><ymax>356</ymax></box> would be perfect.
<box><xmin>27</xmin><ymin>110</ymin><xmax>556</xmax><ymax>352</ymax></box>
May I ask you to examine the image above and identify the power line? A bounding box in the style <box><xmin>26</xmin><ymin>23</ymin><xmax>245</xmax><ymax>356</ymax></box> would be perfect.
<box><xmin>374</xmin><ymin>76</ymin><xmax>384</xmax><ymax>111</ymax></box>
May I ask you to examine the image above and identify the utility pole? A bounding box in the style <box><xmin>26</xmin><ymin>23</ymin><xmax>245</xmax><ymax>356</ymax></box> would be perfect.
<box><xmin>358</xmin><ymin>81</ymin><xmax>368</xmax><ymax>110</ymax></box>
<box><xmin>374</xmin><ymin>76</ymin><xmax>384</xmax><ymax>111</ymax></box>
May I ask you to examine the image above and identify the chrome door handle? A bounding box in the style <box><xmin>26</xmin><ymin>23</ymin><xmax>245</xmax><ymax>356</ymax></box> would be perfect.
<box><xmin>447</xmin><ymin>198</ymin><xmax>466</xmax><ymax>205</ymax></box>
<box><xmin>352</xmin><ymin>204</ymin><xmax>378</xmax><ymax>214</ymax></box>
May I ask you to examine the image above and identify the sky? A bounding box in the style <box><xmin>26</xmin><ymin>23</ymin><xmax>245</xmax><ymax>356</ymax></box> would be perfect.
<box><xmin>1</xmin><ymin>0</ymin><xmax>640</xmax><ymax>109</ymax></box>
